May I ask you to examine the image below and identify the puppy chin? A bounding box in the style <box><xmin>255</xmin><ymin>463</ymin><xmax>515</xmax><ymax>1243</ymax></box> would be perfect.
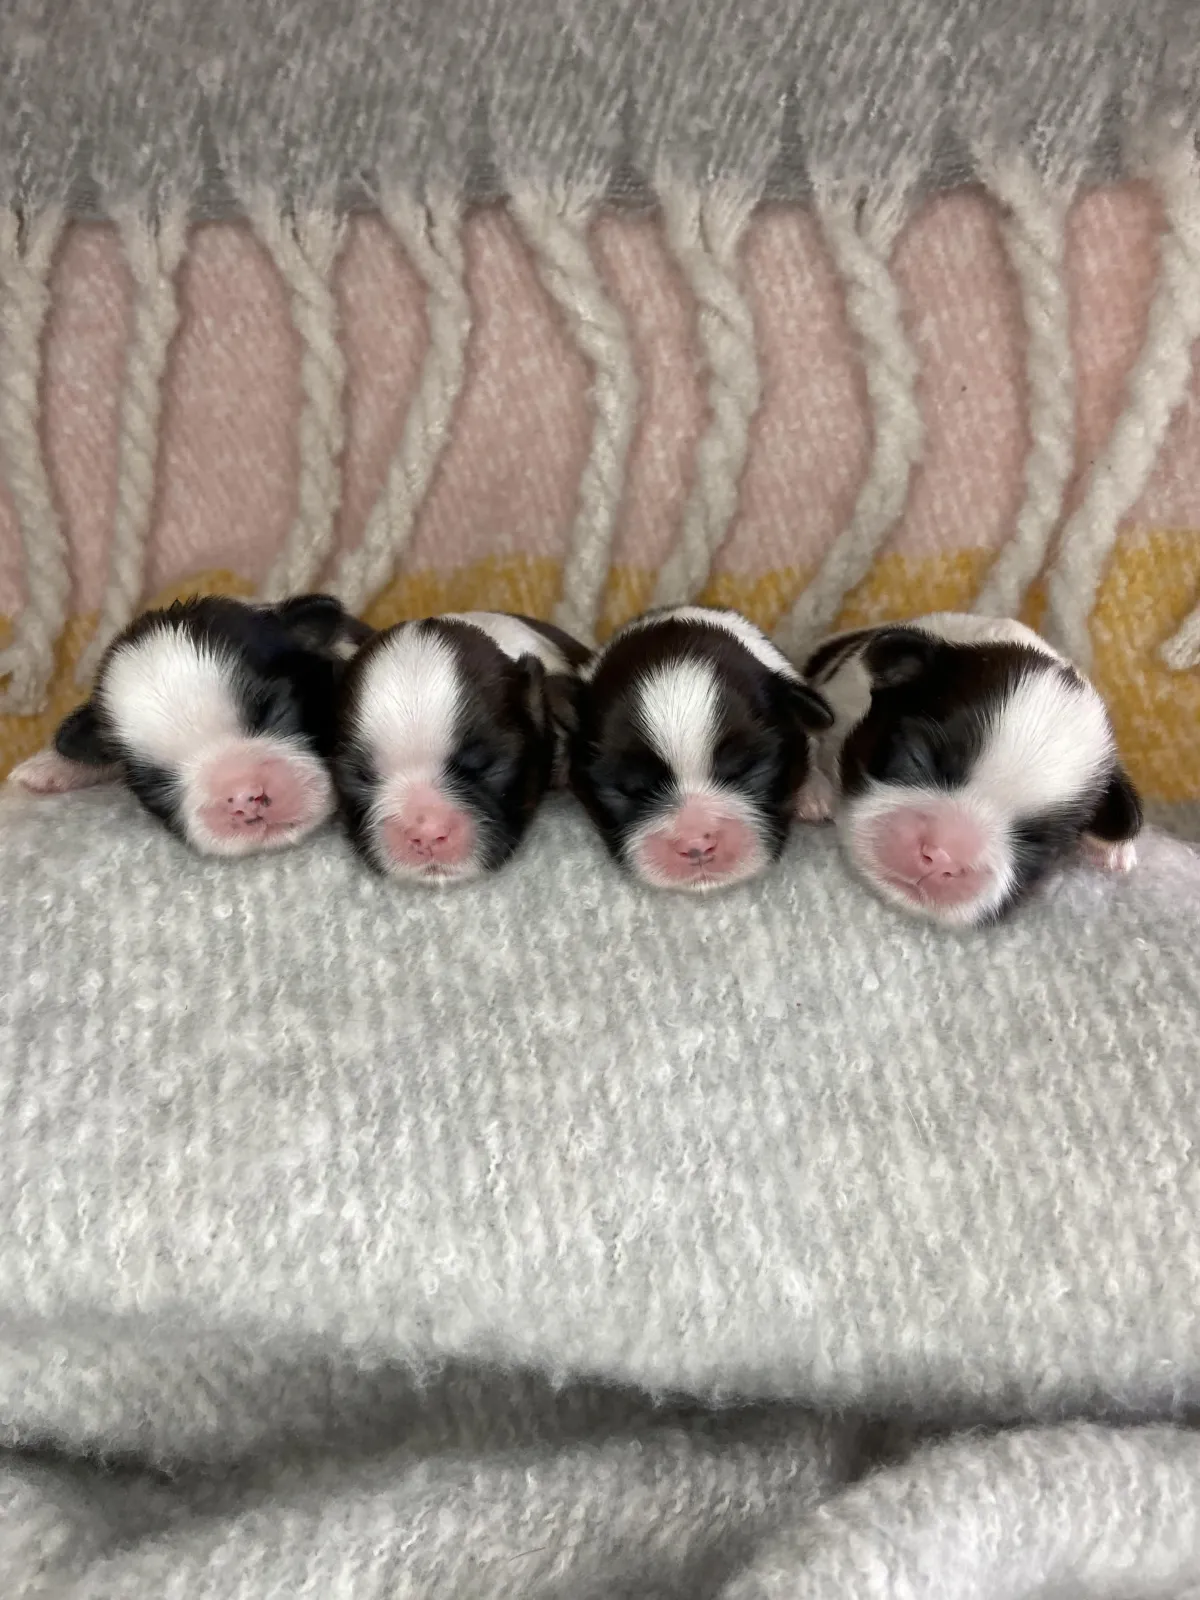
<box><xmin>839</xmin><ymin>789</ymin><xmax>1014</xmax><ymax>929</ymax></box>
<box><xmin>181</xmin><ymin>738</ymin><xmax>335</xmax><ymax>858</ymax></box>
<box><xmin>367</xmin><ymin>844</ymin><xmax>489</xmax><ymax>888</ymax></box>
<box><xmin>362</xmin><ymin>793</ymin><xmax>497</xmax><ymax>887</ymax></box>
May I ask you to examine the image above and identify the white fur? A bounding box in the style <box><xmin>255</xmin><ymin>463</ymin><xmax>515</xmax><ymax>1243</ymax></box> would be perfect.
<box><xmin>100</xmin><ymin>627</ymin><xmax>243</xmax><ymax>764</ymax></box>
<box><xmin>443</xmin><ymin>612</ymin><xmax>571</xmax><ymax>675</ymax></box>
<box><xmin>351</xmin><ymin>627</ymin><xmax>462</xmax><ymax>787</ymax></box>
<box><xmin>584</xmin><ymin>606</ymin><xmax>799</xmax><ymax>684</ymax></box>
<box><xmin>807</xmin><ymin>651</ymin><xmax>875</xmax><ymax>791</ymax></box>
<box><xmin>971</xmin><ymin>668</ymin><xmax>1113</xmax><ymax>817</ymax></box>
<box><xmin>839</xmin><ymin>668</ymin><xmax>1116</xmax><ymax>926</ymax></box>
<box><xmin>634</xmin><ymin>658</ymin><xmax>719</xmax><ymax>791</ymax></box>
<box><xmin>625</xmin><ymin>655</ymin><xmax>772</xmax><ymax>891</ymax></box>
<box><xmin>350</xmin><ymin>627</ymin><xmax>489</xmax><ymax>884</ymax></box>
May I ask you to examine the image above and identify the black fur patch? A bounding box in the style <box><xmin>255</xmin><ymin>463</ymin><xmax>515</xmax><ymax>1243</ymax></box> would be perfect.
<box><xmin>335</xmin><ymin>617</ymin><xmax>562</xmax><ymax>875</ymax></box>
<box><xmin>571</xmin><ymin>615</ymin><xmax>830</xmax><ymax>867</ymax></box>
<box><xmin>49</xmin><ymin>593</ymin><xmax>370</xmax><ymax>844</ymax></box>
<box><xmin>823</xmin><ymin>624</ymin><xmax>1141</xmax><ymax>921</ymax></box>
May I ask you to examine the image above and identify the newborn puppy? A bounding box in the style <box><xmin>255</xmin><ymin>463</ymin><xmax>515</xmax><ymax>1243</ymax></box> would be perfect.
<box><xmin>335</xmin><ymin>611</ymin><xmax>588</xmax><ymax>884</ymax></box>
<box><xmin>571</xmin><ymin>606</ymin><xmax>834</xmax><ymax>892</ymax></box>
<box><xmin>10</xmin><ymin>594</ymin><xmax>372</xmax><ymax>856</ymax></box>
<box><xmin>798</xmin><ymin>612</ymin><xmax>1143</xmax><ymax>926</ymax></box>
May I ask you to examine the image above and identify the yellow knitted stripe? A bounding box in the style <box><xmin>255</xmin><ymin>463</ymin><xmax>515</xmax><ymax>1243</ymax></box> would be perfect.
<box><xmin>2</xmin><ymin>533</ymin><xmax>1197</xmax><ymax>800</ymax></box>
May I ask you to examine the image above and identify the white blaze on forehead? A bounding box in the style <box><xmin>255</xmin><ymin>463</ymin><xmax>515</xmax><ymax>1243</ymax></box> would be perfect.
<box><xmin>353</xmin><ymin>627</ymin><xmax>462</xmax><ymax>778</ymax></box>
<box><xmin>100</xmin><ymin>627</ymin><xmax>243</xmax><ymax>766</ymax></box>
<box><xmin>591</xmin><ymin>606</ymin><xmax>799</xmax><ymax>683</ymax></box>
<box><xmin>634</xmin><ymin>658</ymin><xmax>720</xmax><ymax>789</ymax></box>
<box><xmin>973</xmin><ymin>667</ymin><xmax>1113</xmax><ymax>815</ymax></box>
<box><xmin>443</xmin><ymin>612</ymin><xmax>570</xmax><ymax>675</ymax></box>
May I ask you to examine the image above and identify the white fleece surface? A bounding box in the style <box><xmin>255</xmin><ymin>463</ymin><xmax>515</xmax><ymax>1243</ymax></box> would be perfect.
<box><xmin>1</xmin><ymin>789</ymin><xmax>1198</xmax><ymax>1597</ymax></box>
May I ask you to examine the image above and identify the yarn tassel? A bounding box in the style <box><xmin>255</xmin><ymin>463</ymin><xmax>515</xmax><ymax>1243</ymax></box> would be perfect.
<box><xmin>509</xmin><ymin>180</ymin><xmax>638</xmax><ymax>646</ymax></box>
<box><xmin>0</xmin><ymin>205</ymin><xmax>68</xmax><ymax>713</ymax></box>
<box><xmin>972</xmin><ymin>156</ymin><xmax>1075</xmax><ymax>621</ymax></box>
<box><xmin>330</xmin><ymin>187</ymin><xmax>471</xmax><ymax>615</ymax></box>
<box><xmin>651</xmin><ymin>176</ymin><xmax>763</xmax><ymax>610</ymax></box>
<box><xmin>773</xmin><ymin>187</ymin><xmax>922</xmax><ymax>661</ymax></box>
<box><xmin>1044</xmin><ymin>137</ymin><xmax>1200</xmax><ymax>669</ymax></box>
<box><xmin>76</xmin><ymin>198</ymin><xmax>189</xmax><ymax>684</ymax></box>
<box><xmin>246</xmin><ymin>193</ymin><xmax>347</xmax><ymax>603</ymax></box>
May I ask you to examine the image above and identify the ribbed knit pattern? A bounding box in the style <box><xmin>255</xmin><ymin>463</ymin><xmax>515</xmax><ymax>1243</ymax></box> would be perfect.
<box><xmin>1</xmin><ymin>791</ymin><xmax>1199</xmax><ymax>1593</ymax></box>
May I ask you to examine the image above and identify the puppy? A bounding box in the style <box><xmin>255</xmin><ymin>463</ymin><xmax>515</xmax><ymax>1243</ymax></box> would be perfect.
<box><xmin>570</xmin><ymin>605</ymin><xmax>834</xmax><ymax>892</ymax></box>
<box><xmin>798</xmin><ymin>612</ymin><xmax>1143</xmax><ymax>926</ymax></box>
<box><xmin>9</xmin><ymin>594</ymin><xmax>372</xmax><ymax>856</ymax></box>
<box><xmin>334</xmin><ymin>611</ymin><xmax>588</xmax><ymax>883</ymax></box>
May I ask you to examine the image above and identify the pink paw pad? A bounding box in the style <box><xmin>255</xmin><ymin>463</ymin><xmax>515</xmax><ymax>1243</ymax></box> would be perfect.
<box><xmin>8</xmin><ymin>750</ymin><xmax>120</xmax><ymax>794</ymax></box>
<box><xmin>795</xmin><ymin>771</ymin><xmax>836</xmax><ymax>823</ymax></box>
<box><xmin>867</xmin><ymin>805</ymin><xmax>994</xmax><ymax>909</ymax></box>
<box><xmin>1081</xmin><ymin>834</ymin><xmax>1137</xmax><ymax>874</ymax></box>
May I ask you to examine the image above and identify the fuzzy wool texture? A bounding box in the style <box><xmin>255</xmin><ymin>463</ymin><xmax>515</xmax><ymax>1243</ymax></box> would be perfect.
<box><xmin>1</xmin><ymin>789</ymin><xmax>1199</xmax><ymax>1594</ymax></box>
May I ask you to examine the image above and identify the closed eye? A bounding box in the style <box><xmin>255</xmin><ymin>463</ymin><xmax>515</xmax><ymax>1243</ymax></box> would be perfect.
<box><xmin>713</xmin><ymin>736</ymin><xmax>771</xmax><ymax>790</ymax></box>
<box><xmin>455</xmin><ymin>738</ymin><xmax>493</xmax><ymax>778</ymax></box>
<box><xmin>594</xmin><ymin>753</ymin><xmax>669</xmax><ymax>811</ymax></box>
<box><xmin>452</xmin><ymin>737</ymin><xmax>518</xmax><ymax>791</ymax></box>
<box><xmin>873</xmin><ymin>718</ymin><xmax>965</xmax><ymax>789</ymax></box>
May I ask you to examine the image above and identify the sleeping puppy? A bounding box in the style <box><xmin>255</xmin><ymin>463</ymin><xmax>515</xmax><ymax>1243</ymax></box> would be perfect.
<box><xmin>334</xmin><ymin>611</ymin><xmax>588</xmax><ymax>884</ymax></box>
<box><xmin>9</xmin><ymin>594</ymin><xmax>372</xmax><ymax>856</ymax></box>
<box><xmin>798</xmin><ymin>612</ymin><xmax>1143</xmax><ymax>927</ymax></box>
<box><xmin>570</xmin><ymin>605</ymin><xmax>834</xmax><ymax>892</ymax></box>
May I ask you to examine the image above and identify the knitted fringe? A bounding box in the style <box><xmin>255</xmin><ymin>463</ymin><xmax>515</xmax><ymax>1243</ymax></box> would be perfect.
<box><xmin>2</xmin><ymin>150</ymin><xmax>1200</xmax><ymax>694</ymax></box>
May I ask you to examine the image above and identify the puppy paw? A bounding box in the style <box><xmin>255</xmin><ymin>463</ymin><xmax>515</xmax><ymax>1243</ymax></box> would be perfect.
<box><xmin>8</xmin><ymin>750</ymin><xmax>119</xmax><ymax>794</ymax></box>
<box><xmin>795</xmin><ymin>771</ymin><xmax>836</xmax><ymax>823</ymax></box>
<box><xmin>1080</xmin><ymin>833</ymin><xmax>1137</xmax><ymax>874</ymax></box>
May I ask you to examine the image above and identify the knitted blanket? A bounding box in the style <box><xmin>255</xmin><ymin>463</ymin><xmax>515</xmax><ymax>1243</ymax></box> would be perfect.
<box><xmin>2</xmin><ymin>788</ymin><xmax>1199</xmax><ymax>1594</ymax></box>
<box><xmin>4</xmin><ymin>3</ymin><xmax>1200</xmax><ymax>1593</ymax></box>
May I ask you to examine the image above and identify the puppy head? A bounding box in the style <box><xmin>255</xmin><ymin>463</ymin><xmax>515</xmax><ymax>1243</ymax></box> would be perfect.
<box><xmin>25</xmin><ymin>594</ymin><xmax>367</xmax><ymax>855</ymax></box>
<box><xmin>818</xmin><ymin>620</ymin><xmax>1142</xmax><ymax>927</ymax></box>
<box><xmin>572</xmin><ymin>607</ymin><xmax>833</xmax><ymax>892</ymax></box>
<box><xmin>335</xmin><ymin>617</ymin><xmax>567</xmax><ymax>884</ymax></box>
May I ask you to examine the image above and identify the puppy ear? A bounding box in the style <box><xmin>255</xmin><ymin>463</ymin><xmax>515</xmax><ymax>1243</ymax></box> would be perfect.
<box><xmin>862</xmin><ymin>626</ymin><xmax>937</xmax><ymax>689</ymax></box>
<box><xmin>273</xmin><ymin>594</ymin><xmax>372</xmax><ymax>653</ymax></box>
<box><xmin>781</xmin><ymin>677</ymin><xmax>835</xmax><ymax>733</ymax></box>
<box><xmin>53</xmin><ymin>702</ymin><xmax>117</xmax><ymax>767</ymax></box>
<box><xmin>802</xmin><ymin>627</ymin><xmax>877</xmax><ymax>682</ymax></box>
<box><xmin>516</xmin><ymin>654</ymin><xmax>549</xmax><ymax>733</ymax></box>
<box><xmin>1085</xmin><ymin>762</ymin><xmax>1143</xmax><ymax>843</ymax></box>
<box><xmin>537</xmin><ymin>668</ymin><xmax>583</xmax><ymax>789</ymax></box>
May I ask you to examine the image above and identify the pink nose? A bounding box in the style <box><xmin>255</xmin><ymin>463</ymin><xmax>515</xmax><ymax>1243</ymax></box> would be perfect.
<box><xmin>197</xmin><ymin>746</ymin><xmax>327</xmax><ymax>841</ymax></box>
<box><xmin>226</xmin><ymin>786</ymin><xmax>270</xmax><ymax>826</ymax></box>
<box><xmin>381</xmin><ymin>792</ymin><xmax>473</xmax><ymax>869</ymax></box>
<box><xmin>675</xmin><ymin>827</ymin><xmax>718</xmax><ymax>864</ymax></box>
<box><xmin>639</xmin><ymin>798</ymin><xmax>757</xmax><ymax>887</ymax></box>
<box><xmin>868</xmin><ymin>805</ymin><xmax>992</xmax><ymax>907</ymax></box>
